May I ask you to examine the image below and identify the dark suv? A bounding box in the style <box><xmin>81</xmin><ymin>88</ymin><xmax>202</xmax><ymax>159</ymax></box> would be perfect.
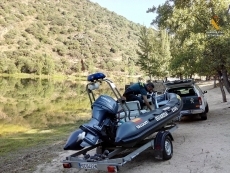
<box><xmin>164</xmin><ymin>79</ymin><xmax>209</xmax><ymax>120</ymax></box>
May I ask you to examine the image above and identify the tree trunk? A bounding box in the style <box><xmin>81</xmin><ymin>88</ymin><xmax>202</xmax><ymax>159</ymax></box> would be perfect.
<box><xmin>213</xmin><ymin>76</ymin><xmax>217</xmax><ymax>88</ymax></box>
<box><xmin>221</xmin><ymin>69</ymin><xmax>230</xmax><ymax>94</ymax></box>
<box><xmin>179</xmin><ymin>73</ymin><xmax>183</xmax><ymax>80</ymax></box>
<box><xmin>164</xmin><ymin>77</ymin><xmax>168</xmax><ymax>82</ymax></box>
<box><xmin>219</xmin><ymin>78</ymin><xmax>227</xmax><ymax>102</ymax></box>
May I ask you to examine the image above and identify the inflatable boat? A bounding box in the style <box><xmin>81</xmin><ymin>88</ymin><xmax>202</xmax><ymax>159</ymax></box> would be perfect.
<box><xmin>63</xmin><ymin>72</ymin><xmax>183</xmax><ymax>150</ymax></box>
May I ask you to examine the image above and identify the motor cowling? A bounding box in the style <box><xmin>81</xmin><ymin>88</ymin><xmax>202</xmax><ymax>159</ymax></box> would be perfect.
<box><xmin>80</xmin><ymin>95</ymin><xmax>118</xmax><ymax>147</ymax></box>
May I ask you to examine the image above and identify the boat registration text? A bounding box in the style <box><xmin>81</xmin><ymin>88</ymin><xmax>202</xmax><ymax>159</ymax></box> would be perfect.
<box><xmin>79</xmin><ymin>163</ymin><xmax>97</xmax><ymax>169</ymax></box>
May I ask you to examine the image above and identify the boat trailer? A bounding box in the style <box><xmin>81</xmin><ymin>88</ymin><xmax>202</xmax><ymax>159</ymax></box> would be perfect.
<box><xmin>62</xmin><ymin>124</ymin><xmax>178</xmax><ymax>172</ymax></box>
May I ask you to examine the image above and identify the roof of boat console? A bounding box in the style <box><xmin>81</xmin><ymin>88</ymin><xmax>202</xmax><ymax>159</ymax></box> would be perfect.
<box><xmin>86</xmin><ymin>72</ymin><xmax>122</xmax><ymax>105</ymax></box>
<box><xmin>87</xmin><ymin>72</ymin><xmax>106</xmax><ymax>82</ymax></box>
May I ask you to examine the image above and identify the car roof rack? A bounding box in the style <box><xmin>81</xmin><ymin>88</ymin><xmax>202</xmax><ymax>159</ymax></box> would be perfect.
<box><xmin>164</xmin><ymin>78</ymin><xmax>195</xmax><ymax>86</ymax></box>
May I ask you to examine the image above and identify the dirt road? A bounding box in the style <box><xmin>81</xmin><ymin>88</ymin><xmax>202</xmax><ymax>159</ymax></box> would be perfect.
<box><xmin>33</xmin><ymin>82</ymin><xmax>230</xmax><ymax>173</ymax></box>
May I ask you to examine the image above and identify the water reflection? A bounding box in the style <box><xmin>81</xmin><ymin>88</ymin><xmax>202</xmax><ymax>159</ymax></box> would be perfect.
<box><xmin>0</xmin><ymin>76</ymin><xmax>132</xmax><ymax>130</ymax></box>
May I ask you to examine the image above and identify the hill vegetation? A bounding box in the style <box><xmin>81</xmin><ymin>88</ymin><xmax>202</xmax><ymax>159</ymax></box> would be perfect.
<box><xmin>0</xmin><ymin>0</ymin><xmax>143</xmax><ymax>76</ymax></box>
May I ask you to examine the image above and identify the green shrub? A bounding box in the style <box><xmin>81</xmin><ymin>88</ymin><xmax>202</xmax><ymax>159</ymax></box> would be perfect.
<box><xmin>0</xmin><ymin>9</ymin><xmax>6</xmax><ymax>16</ymax></box>
<box><xmin>5</xmin><ymin>39</ymin><xmax>14</xmax><ymax>44</ymax></box>
<box><xmin>21</xmin><ymin>32</ymin><xmax>28</xmax><ymax>38</ymax></box>
<box><xmin>51</xmin><ymin>18</ymin><xmax>67</xmax><ymax>26</ymax></box>
<box><xmin>67</xmin><ymin>28</ymin><xmax>75</xmax><ymax>33</ymax></box>
<box><xmin>5</xmin><ymin>15</ymin><xmax>20</xmax><ymax>22</ymax></box>
<box><xmin>35</xmin><ymin>34</ymin><xmax>52</xmax><ymax>44</ymax></box>
<box><xmin>49</xmin><ymin>27</ymin><xmax>61</xmax><ymax>34</ymax></box>
<box><xmin>15</xmin><ymin>14</ymin><xmax>25</xmax><ymax>21</ymax></box>
<box><xmin>4</xmin><ymin>29</ymin><xmax>17</xmax><ymax>39</ymax></box>
<box><xmin>26</xmin><ymin>40</ymin><xmax>33</xmax><ymax>46</ymax></box>
<box><xmin>68</xmin><ymin>50</ymin><xmax>81</xmax><ymax>58</ymax></box>
<box><xmin>0</xmin><ymin>18</ymin><xmax>7</xmax><ymax>26</ymax></box>
<box><xmin>55</xmin><ymin>36</ymin><xmax>65</xmax><ymax>42</ymax></box>
<box><xmin>53</xmin><ymin>46</ymin><xmax>67</xmax><ymax>56</ymax></box>
<box><xmin>35</xmin><ymin>44</ymin><xmax>42</xmax><ymax>50</ymax></box>
<box><xmin>36</xmin><ymin>14</ymin><xmax>45</xmax><ymax>20</ymax></box>
<box><xmin>20</xmin><ymin>9</ymin><xmax>28</xmax><ymax>16</ymax></box>
<box><xmin>25</xmin><ymin>27</ymin><xmax>37</xmax><ymax>35</ymax></box>
<box><xmin>60</xmin><ymin>29</ymin><xmax>68</xmax><ymax>34</ymax></box>
<box><xmin>17</xmin><ymin>40</ymin><xmax>27</xmax><ymax>49</ymax></box>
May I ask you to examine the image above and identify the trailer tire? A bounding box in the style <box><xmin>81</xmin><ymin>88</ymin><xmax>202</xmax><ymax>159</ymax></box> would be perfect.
<box><xmin>96</xmin><ymin>143</ymin><xmax>114</xmax><ymax>154</ymax></box>
<box><xmin>163</xmin><ymin>136</ymin><xmax>173</xmax><ymax>160</ymax></box>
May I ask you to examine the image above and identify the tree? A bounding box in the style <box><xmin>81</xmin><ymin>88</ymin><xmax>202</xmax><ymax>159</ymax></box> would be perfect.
<box><xmin>136</xmin><ymin>26</ymin><xmax>171</xmax><ymax>80</ymax></box>
<box><xmin>158</xmin><ymin>29</ymin><xmax>171</xmax><ymax>79</ymax></box>
<box><xmin>169</xmin><ymin>33</ymin><xmax>204</xmax><ymax>79</ymax></box>
<box><xmin>148</xmin><ymin>0</ymin><xmax>230</xmax><ymax>101</ymax></box>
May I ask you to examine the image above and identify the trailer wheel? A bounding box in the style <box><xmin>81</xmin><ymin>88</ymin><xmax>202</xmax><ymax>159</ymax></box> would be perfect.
<box><xmin>96</xmin><ymin>143</ymin><xmax>114</xmax><ymax>154</ymax></box>
<box><xmin>163</xmin><ymin>136</ymin><xmax>173</xmax><ymax>160</ymax></box>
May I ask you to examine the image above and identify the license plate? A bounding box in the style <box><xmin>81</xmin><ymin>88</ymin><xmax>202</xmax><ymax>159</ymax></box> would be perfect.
<box><xmin>181</xmin><ymin>110</ymin><xmax>191</xmax><ymax>114</ymax></box>
<box><xmin>79</xmin><ymin>163</ymin><xmax>97</xmax><ymax>169</ymax></box>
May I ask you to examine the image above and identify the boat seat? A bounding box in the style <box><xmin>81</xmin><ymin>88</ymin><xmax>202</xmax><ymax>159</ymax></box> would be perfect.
<box><xmin>158</xmin><ymin>100</ymin><xmax>169</xmax><ymax>107</ymax></box>
<box><xmin>155</xmin><ymin>94</ymin><xmax>169</xmax><ymax>107</ymax></box>
<box><xmin>116</xmin><ymin>101</ymin><xmax>147</xmax><ymax>119</ymax></box>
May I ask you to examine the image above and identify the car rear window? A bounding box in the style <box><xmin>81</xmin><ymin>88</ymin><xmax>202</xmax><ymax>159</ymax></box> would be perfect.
<box><xmin>167</xmin><ymin>87</ymin><xmax>197</xmax><ymax>96</ymax></box>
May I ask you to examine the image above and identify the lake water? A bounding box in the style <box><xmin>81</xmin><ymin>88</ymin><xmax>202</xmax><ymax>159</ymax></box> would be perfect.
<box><xmin>0</xmin><ymin>76</ymin><xmax>133</xmax><ymax>132</ymax></box>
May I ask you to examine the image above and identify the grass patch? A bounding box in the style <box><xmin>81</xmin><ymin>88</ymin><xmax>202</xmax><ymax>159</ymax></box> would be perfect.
<box><xmin>0</xmin><ymin>124</ymin><xmax>29</xmax><ymax>135</ymax></box>
<box><xmin>0</xmin><ymin>120</ymin><xmax>87</xmax><ymax>156</ymax></box>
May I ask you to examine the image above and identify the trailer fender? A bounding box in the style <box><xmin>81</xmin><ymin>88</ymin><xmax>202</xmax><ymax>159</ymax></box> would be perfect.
<box><xmin>154</xmin><ymin>131</ymin><xmax>174</xmax><ymax>160</ymax></box>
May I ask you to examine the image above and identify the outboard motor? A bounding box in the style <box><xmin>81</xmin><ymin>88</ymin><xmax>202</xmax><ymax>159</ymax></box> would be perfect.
<box><xmin>80</xmin><ymin>95</ymin><xmax>118</xmax><ymax>147</ymax></box>
<box><xmin>63</xmin><ymin>94</ymin><xmax>118</xmax><ymax>150</ymax></box>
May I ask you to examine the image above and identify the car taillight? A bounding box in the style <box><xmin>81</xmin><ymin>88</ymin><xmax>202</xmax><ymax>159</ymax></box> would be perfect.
<box><xmin>107</xmin><ymin>166</ymin><xmax>118</xmax><ymax>172</ymax></box>
<box><xmin>198</xmin><ymin>97</ymin><xmax>202</xmax><ymax>105</ymax></box>
<box><xmin>63</xmin><ymin>163</ymin><xmax>72</xmax><ymax>168</ymax></box>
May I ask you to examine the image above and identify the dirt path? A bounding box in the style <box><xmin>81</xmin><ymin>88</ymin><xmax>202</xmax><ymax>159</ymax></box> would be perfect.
<box><xmin>3</xmin><ymin>81</ymin><xmax>230</xmax><ymax>173</ymax></box>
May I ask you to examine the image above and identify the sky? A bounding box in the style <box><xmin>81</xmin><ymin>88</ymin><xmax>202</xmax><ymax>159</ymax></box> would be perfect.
<box><xmin>89</xmin><ymin>0</ymin><xmax>166</xmax><ymax>27</ymax></box>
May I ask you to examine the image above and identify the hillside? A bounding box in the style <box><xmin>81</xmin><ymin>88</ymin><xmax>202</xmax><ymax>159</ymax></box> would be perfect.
<box><xmin>0</xmin><ymin>0</ymin><xmax>143</xmax><ymax>76</ymax></box>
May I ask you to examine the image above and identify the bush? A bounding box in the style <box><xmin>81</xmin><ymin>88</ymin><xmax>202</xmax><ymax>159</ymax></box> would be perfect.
<box><xmin>26</xmin><ymin>40</ymin><xmax>33</xmax><ymax>46</ymax></box>
<box><xmin>60</xmin><ymin>29</ymin><xmax>68</xmax><ymax>34</ymax></box>
<box><xmin>110</xmin><ymin>48</ymin><xmax>116</xmax><ymax>53</ymax></box>
<box><xmin>15</xmin><ymin>14</ymin><xmax>24</xmax><ymax>21</ymax></box>
<box><xmin>17</xmin><ymin>40</ymin><xmax>27</xmax><ymax>49</ymax></box>
<box><xmin>0</xmin><ymin>18</ymin><xmax>7</xmax><ymax>26</ymax></box>
<box><xmin>55</xmin><ymin>36</ymin><xmax>65</xmax><ymax>42</ymax></box>
<box><xmin>25</xmin><ymin>27</ymin><xmax>37</xmax><ymax>35</ymax></box>
<box><xmin>68</xmin><ymin>50</ymin><xmax>81</xmax><ymax>58</ymax></box>
<box><xmin>51</xmin><ymin>18</ymin><xmax>67</xmax><ymax>26</ymax></box>
<box><xmin>35</xmin><ymin>34</ymin><xmax>52</xmax><ymax>44</ymax></box>
<box><xmin>49</xmin><ymin>27</ymin><xmax>61</xmax><ymax>34</ymax></box>
<box><xmin>4</xmin><ymin>29</ymin><xmax>17</xmax><ymax>39</ymax></box>
<box><xmin>53</xmin><ymin>46</ymin><xmax>67</xmax><ymax>56</ymax></box>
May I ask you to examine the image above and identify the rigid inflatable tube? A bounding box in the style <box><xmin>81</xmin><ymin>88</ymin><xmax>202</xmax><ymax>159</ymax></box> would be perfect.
<box><xmin>63</xmin><ymin>129</ymin><xmax>84</xmax><ymax>150</ymax></box>
<box><xmin>115</xmin><ymin>93</ymin><xmax>182</xmax><ymax>147</ymax></box>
